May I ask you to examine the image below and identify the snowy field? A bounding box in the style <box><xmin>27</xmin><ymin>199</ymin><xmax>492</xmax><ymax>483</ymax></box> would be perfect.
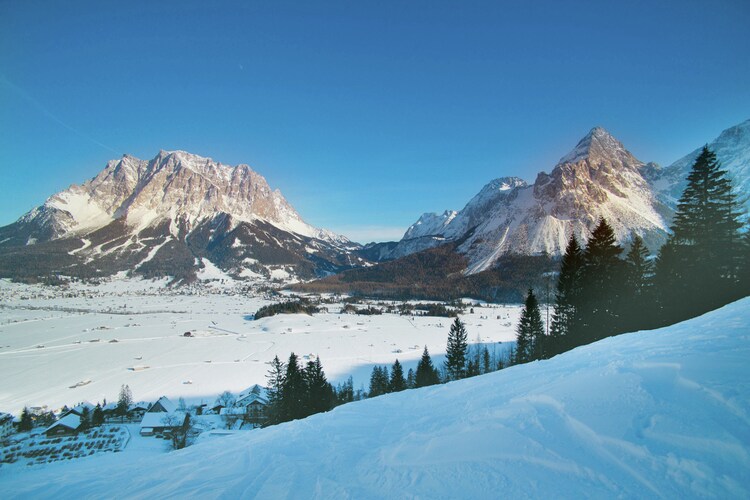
<box><xmin>1</xmin><ymin>297</ymin><xmax>748</xmax><ymax>498</ymax></box>
<box><xmin>0</xmin><ymin>278</ymin><xmax>520</xmax><ymax>414</ymax></box>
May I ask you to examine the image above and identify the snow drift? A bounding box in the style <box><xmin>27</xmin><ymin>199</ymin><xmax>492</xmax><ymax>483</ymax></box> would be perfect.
<box><xmin>3</xmin><ymin>298</ymin><xmax>749</xmax><ymax>498</ymax></box>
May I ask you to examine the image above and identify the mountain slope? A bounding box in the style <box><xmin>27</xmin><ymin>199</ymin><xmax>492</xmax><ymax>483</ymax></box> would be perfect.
<box><xmin>386</xmin><ymin>127</ymin><xmax>671</xmax><ymax>273</ymax></box>
<box><xmin>2</xmin><ymin>298</ymin><xmax>748</xmax><ymax>497</ymax></box>
<box><xmin>0</xmin><ymin>151</ymin><xmax>363</xmax><ymax>282</ymax></box>
<box><xmin>651</xmin><ymin>118</ymin><xmax>750</xmax><ymax>215</ymax></box>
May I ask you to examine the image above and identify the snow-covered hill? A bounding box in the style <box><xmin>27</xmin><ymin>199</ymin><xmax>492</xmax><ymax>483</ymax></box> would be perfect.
<box><xmin>387</xmin><ymin>127</ymin><xmax>672</xmax><ymax>272</ymax></box>
<box><xmin>3</xmin><ymin>298</ymin><xmax>748</xmax><ymax>498</ymax></box>
<box><xmin>0</xmin><ymin>151</ymin><xmax>364</xmax><ymax>282</ymax></box>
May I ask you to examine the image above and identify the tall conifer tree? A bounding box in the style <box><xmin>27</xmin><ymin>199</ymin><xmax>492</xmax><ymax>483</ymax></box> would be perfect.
<box><xmin>515</xmin><ymin>288</ymin><xmax>545</xmax><ymax>363</ymax></box>
<box><xmin>444</xmin><ymin>318</ymin><xmax>468</xmax><ymax>381</ymax></box>
<box><xmin>579</xmin><ymin>219</ymin><xmax>624</xmax><ymax>343</ymax></box>
<box><xmin>389</xmin><ymin>359</ymin><xmax>407</xmax><ymax>392</ymax></box>
<box><xmin>280</xmin><ymin>353</ymin><xmax>306</xmax><ymax>422</ymax></box>
<box><xmin>304</xmin><ymin>356</ymin><xmax>333</xmax><ymax>415</ymax></box>
<box><xmin>264</xmin><ymin>355</ymin><xmax>286</xmax><ymax>426</ymax></box>
<box><xmin>549</xmin><ymin>235</ymin><xmax>584</xmax><ymax>355</ymax></box>
<box><xmin>622</xmin><ymin>234</ymin><xmax>655</xmax><ymax>331</ymax></box>
<box><xmin>656</xmin><ymin>146</ymin><xmax>743</xmax><ymax>320</ymax></box>
<box><xmin>415</xmin><ymin>346</ymin><xmax>440</xmax><ymax>387</ymax></box>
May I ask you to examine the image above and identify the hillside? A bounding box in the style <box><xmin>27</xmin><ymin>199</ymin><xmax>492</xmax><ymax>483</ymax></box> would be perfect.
<box><xmin>3</xmin><ymin>298</ymin><xmax>748</xmax><ymax>498</ymax></box>
<box><xmin>297</xmin><ymin>241</ymin><xmax>557</xmax><ymax>302</ymax></box>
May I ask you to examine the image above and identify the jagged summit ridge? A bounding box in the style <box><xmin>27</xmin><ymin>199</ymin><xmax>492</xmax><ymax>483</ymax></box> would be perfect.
<box><xmin>558</xmin><ymin>126</ymin><xmax>640</xmax><ymax>168</ymax></box>
<box><xmin>0</xmin><ymin>151</ymin><xmax>360</xmax><ymax>282</ymax></box>
<box><xmin>390</xmin><ymin>126</ymin><xmax>672</xmax><ymax>273</ymax></box>
<box><xmin>24</xmin><ymin>150</ymin><xmax>340</xmax><ymax>243</ymax></box>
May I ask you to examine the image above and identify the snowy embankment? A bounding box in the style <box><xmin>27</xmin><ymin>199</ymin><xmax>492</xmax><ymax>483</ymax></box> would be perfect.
<box><xmin>3</xmin><ymin>298</ymin><xmax>749</xmax><ymax>498</ymax></box>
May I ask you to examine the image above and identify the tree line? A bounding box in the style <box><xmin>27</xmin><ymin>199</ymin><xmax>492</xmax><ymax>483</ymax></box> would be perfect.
<box><xmin>515</xmin><ymin>146</ymin><xmax>749</xmax><ymax>364</ymax></box>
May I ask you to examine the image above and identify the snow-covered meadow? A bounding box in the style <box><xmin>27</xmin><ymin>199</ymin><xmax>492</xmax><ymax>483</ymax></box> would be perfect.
<box><xmin>1</xmin><ymin>296</ymin><xmax>748</xmax><ymax>498</ymax></box>
<box><xmin>0</xmin><ymin>278</ymin><xmax>520</xmax><ymax>414</ymax></box>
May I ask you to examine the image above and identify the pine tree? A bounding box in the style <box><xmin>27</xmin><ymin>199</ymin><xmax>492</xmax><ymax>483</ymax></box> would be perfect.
<box><xmin>264</xmin><ymin>355</ymin><xmax>286</xmax><ymax>426</ymax></box>
<box><xmin>406</xmin><ymin>368</ymin><xmax>416</xmax><ymax>389</ymax></box>
<box><xmin>389</xmin><ymin>359</ymin><xmax>406</xmax><ymax>392</ymax></box>
<box><xmin>579</xmin><ymin>219</ymin><xmax>624</xmax><ymax>343</ymax></box>
<box><xmin>304</xmin><ymin>357</ymin><xmax>334</xmax><ymax>415</ymax></box>
<box><xmin>79</xmin><ymin>406</ymin><xmax>91</xmax><ymax>431</ymax></box>
<box><xmin>466</xmin><ymin>359</ymin><xmax>480</xmax><ymax>377</ymax></box>
<box><xmin>368</xmin><ymin>366</ymin><xmax>390</xmax><ymax>397</ymax></box>
<box><xmin>335</xmin><ymin>376</ymin><xmax>355</xmax><ymax>405</ymax></box>
<box><xmin>515</xmin><ymin>288</ymin><xmax>545</xmax><ymax>363</ymax></box>
<box><xmin>415</xmin><ymin>346</ymin><xmax>440</xmax><ymax>387</ymax></box>
<box><xmin>92</xmin><ymin>404</ymin><xmax>105</xmax><ymax>427</ymax></box>
<box><xmin>657</xmin><ymin>146</ymin><xmax>744</xmax><ymax>320</ymax></box>
<box><xmin>481</xmin><ymin>346</ymin><xmax>492</xmax><ymax>374</ymax></box>
<box><xmin>622</xmin><ymin>234</ymin><xmax>655</xmax><ymax>331</ymax></box>
<box><xmin>444</xmin><ymin>318</ymin><xmax>468</xmax><ymax>381</ymax></box>
<box><xmin>116</xmin><ymin>384</ymin><xmax>133</xmax><ymax>420</ymax></box>
<box><xmin>19</xmin><ymin>406</ymin><xmax>33</xmax><ymax>432</ymax></box>
<box><xmin>549</xmin><ymin>235</ymin><xmax>584</xmax><ymax>355</ymax></box>
<box><xmin>280</xmin><ymin>353</ymin><xmax>306</xmax><ymax>422</ymax></box>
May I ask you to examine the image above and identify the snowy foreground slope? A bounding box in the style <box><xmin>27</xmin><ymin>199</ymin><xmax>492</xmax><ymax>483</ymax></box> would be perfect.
<box><xmin>3</xmin><ymin>299</ymin><xmax>750</xmax><ymax>498</ymax></box>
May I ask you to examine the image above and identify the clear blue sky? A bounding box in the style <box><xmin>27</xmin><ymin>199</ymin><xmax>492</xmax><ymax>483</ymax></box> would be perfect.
<box><xmin>1</xmin><ymin>1</ymin><xmax>749</xmax><ymax>242</ymax></box>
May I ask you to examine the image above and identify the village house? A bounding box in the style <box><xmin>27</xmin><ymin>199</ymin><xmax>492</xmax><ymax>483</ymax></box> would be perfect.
<box><xmin>235</xmin><ymin>385</ymin><xmax>269</xmax><ymax>428</ymax></box>
<box><xmin>0</xmin><ymin>412</ymin><xmax>14</xmax><ymax>440</ymax></box>
<box><xmin>139</xmin><ymin>396</ymin><xmax>185</xmax><ymax>437</ymax></box>
<box><xmin>62</xmin><ymin>402</ymin><xmax>95</xmax><ymax>418</ymax></box>
<box><xmin>44</xmin><ymin>413</ymin><xmax>81</xmax><ymax>437</ymax></box>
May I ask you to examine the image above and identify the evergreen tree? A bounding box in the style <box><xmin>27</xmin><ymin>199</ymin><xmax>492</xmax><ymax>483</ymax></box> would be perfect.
<box><xmin>92</xmin><ymin>404</ymin><xmax>104</xmax><ymax>427</ymax></box>
<box><xmin>280</xmin><ymin>353</ymin><xmax>306</xmax><ymax>422</ymax></box>
<box><xmin>406</xmin><ymin>368</ymin><xmax>416</xmax><ymax>389</ymax></box>
<box><xmin>444</xmin><ymin>318</ymin><xmax>468</xmax><ymax>381</ymax></box>
<box><xmin>657</xmin><ymin>146</ymin><xmax>744</xmax><ymax>321</ymax></box>
<box><xmin>579</xmin><ymin>219</ymin><xmax>624</xmax><ymax>343</ymax></box>
<box><xmin>304</xmin><ymin>357</ymin><xmax>334</xmax><ymax>415</ymax></box>
<box><xmin>79</xmin><ymin>406</ymin><xmax>91</xmax><ymax>431</ymax></box>
<box><xmin>368</xmin><ymin>365</ymin><xmax>391</xmax><ymax>397</ymax></box>
<box><xmin>415</xmin><ymin>346</ymin><xmax>440</xmax><ymax>387</ymax></box>
<box><xmin>116</xmin><ymin>384</ymin><xmax>133</xmax><ymax>420</ymax></box>
<box><xmin>515</xmin><ymin>288</ymin><xmax>545</xmax><ymax>363</ymax></box>
<box><xmin>549</xmin><ymin>235</ymin><xmax>584</xmax><ymax>355</ymax></box>
<box><xmin>335</xmin><ymin>377</ymin><xmax>355</xmax><ymax>405</ymax></box>
<box><xmin>19</xmin><ymin>406</ymin><xmax>33</xmax><ymax>432</ymax></box>
<box><xmin>622</xmin><ymin>234</ymin><xmax>655</xmax><ymax>331</ymax></box>
<box><xmin>264</xmin><ymin>355</ymin><xmax>286</xmax><ymax>426</ymax></box>
<box><xmin>481</xmin><ymin>347</ymin><xmax>492</xmax><ymax>374</ymax></box>
<box><xmin>389</xmin><ymin>359</ymin><xmax>407</xmax><ymax>392</ymax></box>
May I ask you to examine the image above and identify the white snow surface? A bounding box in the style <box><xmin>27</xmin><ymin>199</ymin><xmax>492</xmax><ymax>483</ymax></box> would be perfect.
<box><xmin>2</xmin><ymin>297</ymin><xmax>749</xmax><ymax>498</ymax></box>
<box><xmin>0</xmin><ymin>279</ymin><xmax>519</xmax><ymax>415</ymax></box>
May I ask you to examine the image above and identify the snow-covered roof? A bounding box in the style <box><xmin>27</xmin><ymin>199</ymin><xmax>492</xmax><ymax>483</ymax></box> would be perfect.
<box><xmin>130</xmin><ymin>401</ymin><xmax>151</xmax><ymax>411</ymax></box>
<box><xmin>103</xmin><ymin>402</ymin><xmax>118</xmax><ymax>412</ymax></box>
<box><xmin>140</xmin><ymin>411</ymin><xmax>186</xmax><ymax>429</ymax></box>
<box><xmin>0</xmin><ymin>412</ymin><xmax>13</xmax><ymax>423</ymax></box>
<box><xmin>237</xmin><ymin>384</ymin><xmax>269</xmax><ymax>406</ymax></box>
<box><xmin>148</xmin><ymin>396</ymin><xmax>176</xmax><ymax>413</ymax></box>
<box><xmin>67</xmin><ymin>401</ymin><xmax>95</xmax><ymax>416</ymax></box>
<box><xmin>45</xmin><ymin>413</ymin><xmax>81</xmax><ymax>433</ymax></box>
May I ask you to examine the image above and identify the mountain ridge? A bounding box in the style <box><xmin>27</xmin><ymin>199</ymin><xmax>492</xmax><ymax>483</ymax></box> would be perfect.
<box><xmin>0</xmin><ymin>151</ymin><xmax>362</xmax><ymax>282</ymax></box>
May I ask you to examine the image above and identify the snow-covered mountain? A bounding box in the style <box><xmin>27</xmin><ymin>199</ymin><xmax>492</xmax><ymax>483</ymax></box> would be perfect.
<box><xmin>0</xmin><ymin>151</ymin><xmax>363</xmax><ymax>282</ymax></box>
<box><xmin>385</xmin><ymin>127</ymin><xmax>672</xmax><ymax>273</ymax></box>
<box><xmin>650</xmin><ymin>118</ymin><xmax>750</xmax><ymax>216</ymax></box>
<box><xmin>2</xmin><ymin>297</ymin><xmax>748</xmax><ymax>497</ymax></box>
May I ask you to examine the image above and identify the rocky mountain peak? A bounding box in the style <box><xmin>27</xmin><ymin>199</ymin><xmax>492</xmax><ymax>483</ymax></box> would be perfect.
<box><xmin>557</xmin><ymin>126</ymin><xmax>640</xmax><ymax>169</ymax></box>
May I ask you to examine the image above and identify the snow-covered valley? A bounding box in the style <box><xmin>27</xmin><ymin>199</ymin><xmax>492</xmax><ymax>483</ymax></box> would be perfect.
<box><xmin>0</xmin><ymin>278</ymin><xmax>519</xmax><ymax>415</ymax></box>
<box><xmin>1</xmin><ymin>294</ymin><xmax>748</xmax><ymax>497</ymax></box>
